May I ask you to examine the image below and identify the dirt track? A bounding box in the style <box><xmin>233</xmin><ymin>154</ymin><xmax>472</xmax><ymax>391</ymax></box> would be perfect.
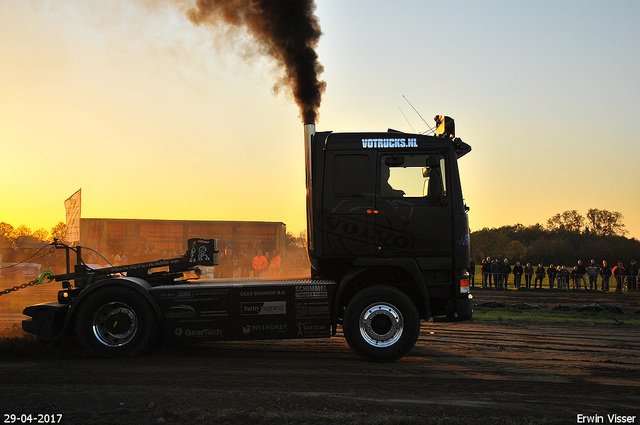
<box><xmin>1</xmin><ymin>290</ymin><xmax>640</xmax><ymax>424</ymax></box>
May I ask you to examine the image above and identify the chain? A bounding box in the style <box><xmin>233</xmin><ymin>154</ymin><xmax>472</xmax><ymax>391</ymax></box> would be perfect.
<box><xmin>0</xmin><ymin>270</ymin><xmax>55</xmax><ymax>297</ymax></box>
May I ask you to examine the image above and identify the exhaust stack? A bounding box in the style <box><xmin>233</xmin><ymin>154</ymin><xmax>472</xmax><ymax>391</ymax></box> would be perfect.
<box><xmin>304</xmin><ymin>124</ymin><xmax>315</xmax><ymax>251</ymax></box>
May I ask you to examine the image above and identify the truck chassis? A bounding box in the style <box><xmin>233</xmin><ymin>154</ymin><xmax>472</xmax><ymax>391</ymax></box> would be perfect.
<box><xmin>23</xmin><ymin>238</ymin><xmax>421</xmax><ymax>362</ymax></box>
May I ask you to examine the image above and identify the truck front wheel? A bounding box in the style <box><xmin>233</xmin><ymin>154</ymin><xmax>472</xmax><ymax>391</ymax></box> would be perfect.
<box><xmin>343</xmin><ymin>285</ymin><xmax>420</xmax><ymax>362</ymax></box>
<box><xmin>75</xmin><ymin>286</ymin><xmax>159</xmax><ymax>357</ymax></box>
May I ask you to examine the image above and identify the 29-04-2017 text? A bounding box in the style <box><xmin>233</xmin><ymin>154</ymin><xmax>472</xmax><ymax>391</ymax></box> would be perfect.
<box><xmin>3</xmin><ymin>414</ymin><xmax>62</xmax><ymax>424</ymax></box>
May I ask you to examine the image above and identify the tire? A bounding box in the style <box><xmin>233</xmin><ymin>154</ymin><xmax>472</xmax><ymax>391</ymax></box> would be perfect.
<box><xmin>74</xmin><ymin>286</ymin><xmax>159</xmax><ymax>357</ymax></box>
<box><xmin>343</xmin><ymin>285</ymin><xmax>420</xmax><ymax>362</ymax></box>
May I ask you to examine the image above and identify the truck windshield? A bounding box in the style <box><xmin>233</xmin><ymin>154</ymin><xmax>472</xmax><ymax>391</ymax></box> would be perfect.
<box><xmin>381</xmin><ymin>154</ymin><xmax>445</xmax><ymax>198</ymax></box>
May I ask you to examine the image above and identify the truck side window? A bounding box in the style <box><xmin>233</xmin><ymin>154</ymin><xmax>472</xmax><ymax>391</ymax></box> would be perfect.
<box><xmin>332</xmin><ymin>154</ymin><xmax>369</xmax><ymax>198</ymax></box>
<box><xmin>381</xmin><ymin>154</ymin><xmax>446</xmax><ymax>198</ymax></box>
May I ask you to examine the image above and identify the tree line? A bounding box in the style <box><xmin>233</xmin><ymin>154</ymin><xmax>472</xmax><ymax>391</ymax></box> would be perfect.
<box><xmin>3</xmin><ymin>210</ymin><xmax>639</xmax><ymax>268</ymax></box>
<box><xmin>0</xmin><ymin>221</ymin><xmax>67</xmax><ymax>248</ymax></box>
<box><xmin>471</xmin><ymin>209</ymin><xmax>640</xmax><ymax>266</ymax></box>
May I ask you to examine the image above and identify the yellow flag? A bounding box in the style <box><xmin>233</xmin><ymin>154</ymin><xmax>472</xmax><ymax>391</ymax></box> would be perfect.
<box><xmin>64</xmin><ymin>189</ymin><xmax>81</xmax><ymax>243</ymax></box>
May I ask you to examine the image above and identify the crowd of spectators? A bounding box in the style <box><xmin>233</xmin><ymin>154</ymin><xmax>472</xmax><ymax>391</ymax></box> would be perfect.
<box><xmin>473</xmin><ymin>258</ymin><xmax>639</xmax><ymax>292</ymax></box>
<box><xmin>214</xmin><ymin>245</ymin><xmax>309</xmax><ymax>278</ymax></box>
<box><xmin>107</xmin><ymin>243</ymin><xmax>310</xmax><ymax>279</ymax></box>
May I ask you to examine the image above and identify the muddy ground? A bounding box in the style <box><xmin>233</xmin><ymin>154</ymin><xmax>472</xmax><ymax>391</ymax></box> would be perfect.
<box><xmin>1</xmin><ymin>287</ymin><xmax>639</xmax><ymax>425</ymax></box>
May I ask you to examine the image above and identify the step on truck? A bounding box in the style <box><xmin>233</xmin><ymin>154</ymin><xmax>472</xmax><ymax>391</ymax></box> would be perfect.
<box><xmin>23</xmin><ymin>117</ymin><xmax>472</xmax><ymax>362</ymax></box>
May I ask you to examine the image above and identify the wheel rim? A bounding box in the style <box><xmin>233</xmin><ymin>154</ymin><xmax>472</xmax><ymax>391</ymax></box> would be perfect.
<box><xmin>359</xmin><ymin>303</ymin><xmax>404</xmax><ymax>347</ymax></box>
<box><xmin>92</xmin><ymin>302</ymin><xmax>138</xmax><ymax>347</ymax></box>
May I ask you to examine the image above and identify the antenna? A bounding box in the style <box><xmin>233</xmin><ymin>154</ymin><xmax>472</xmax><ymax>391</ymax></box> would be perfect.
<box><xmin>397</xmin><ymin>106</ymin><xmax>416</xmax><ymax>133</ymax></box>
<box><xmin>403</xmin><ymin>95</ymin><xmax>436</xmax><ymax>135</ymax></box>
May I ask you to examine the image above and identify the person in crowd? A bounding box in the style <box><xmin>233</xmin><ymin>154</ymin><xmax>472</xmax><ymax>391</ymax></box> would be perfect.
<box><xmin>491</xmin><ymin>259</ymin><xmax>500</xmax><ymax>289</ymax></box>
<box><xmin>252</xmin><ymin>249</ymin><xmax>268</xmax><ymax>277</ymax></box>
<box><xmin>586</xmin><ymin>259</ymin><xmax>599</xmax><ymax>291</ymax></box>
<box><xmin>486</xmin><ymin>257</ymin><xmax>493</xmax><ymax>287</ymax></box>
<box><xmin>627</xmin><ymin>260</ymin><xmax>638</xmax><ymax>291</ymax></box>
<box><xmin>558</xmin><ymin>265</ymin><xmax>570</xmax><ymax>290</ymax></box>
<box><xmin>570</xmin><ymin>266</ymin><xmax>579</xmax><ymax>290</ymax></box>
<box><xmin>481</xmin><ymin>259</ymin><xmax>491</xmax><ymax>288</ymax></box>
<box><xmin>217</xmin><ymin>244</ymin><xmax>236</xmax><ymax>278</ymax></box>
<box><xmin>500</xmin><ymin>259</ymin><xmax>512</xmax><ymax>289</ymax></box>
<box><xmin>600</xmin><ymin>260</ymin><xmax>612</xmax><ymax>292</ymax></box>
<box><xmin>547</xmin><ymin>264</ymin><xmax>557</xmax><ymax>289</ymax></box>
<box><xmin>534</xmin><ymin>263</ymin><xmax>545</xmax><ymax>289</ymax></box>
<box><xmin>576</xmin><ymin>260</ymin><xmax>587</xmax><ymax>289</ymax></box>
<box><xmin>512</xmin><ymin>262</ymin><xmax>523</xmax><ymax>289</ymax></box>
<box><xmin>468</xmin><ymin>259</ymin><xmax>475</xmax><ymax>288</ymax></box>
<box><xmin>612</xmin><ymin>261</ymin><xmax>625</xmax><ymax>292</ymax></box>
<box><xmin>237</xmin><ymin>251</ymin><xmax>247</xmax><ymax>277</ymax></box>
<box><xmin>270</xmin><ymin>250</ymin><xmax>282</xmax><ymax>276</ymax></box>
<box><xmin>524</xmin><ymin>263</ymin><xmax>534</xmax><ymax>289</ymax></box>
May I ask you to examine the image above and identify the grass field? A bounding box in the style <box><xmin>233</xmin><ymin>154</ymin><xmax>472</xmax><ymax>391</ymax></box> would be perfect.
<box><xmin>472</xmin><ymin>306</ymin><xmax>640</xmax><ymax>325</ymax></box>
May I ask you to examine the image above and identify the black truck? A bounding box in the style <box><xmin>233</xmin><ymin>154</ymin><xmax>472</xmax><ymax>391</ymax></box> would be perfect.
<box><xmin>23</xmin><ymin>117</ymin><xmax>472</xmax><ymax>362</ymax></box>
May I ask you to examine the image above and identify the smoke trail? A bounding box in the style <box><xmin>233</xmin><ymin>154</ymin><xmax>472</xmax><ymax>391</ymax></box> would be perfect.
<box><xmin>187</xmin><ymin>0</ymin><xmax>326</xmax><ymax>124</ymax></box>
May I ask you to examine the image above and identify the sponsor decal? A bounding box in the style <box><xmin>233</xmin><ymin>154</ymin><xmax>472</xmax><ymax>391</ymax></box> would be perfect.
<box><xmin>296</xmin><ymin>322</ymin><xmax>328</xmax><ymax>337</ymax></box>
<box><xmin>295</xmin><ymin>304</ymin><xmax>330</xmax><ymax>318</ymax></box>
<box><xmin>242</xmin><ymin>324</ymin><xmax>288</xmax><ymax>334</ymax></box>
<box><xmin>295</xmin><ymin>284</ymin><xmax>328</xmax><ymax>300</ymax></box>
<box><xmin>189</xmin><ymin>240</ymin><xmax>211</xmax><ymax>263</ymax></box>
<box><xmin>166</xmin><ymin>305</ymin><xmax>196</xmax><ymax>319</ymax></box>
<box><xmin>240</xmin><ymin>290</ymin><xmax>286</xmax><ymax>297</ymax></box>
<box><xmin>361</xmin><ymin>138</ymin><xmax>418</xmax><ymax>149</ymax></box>
<box><xmin>196</xmin><ymin>290</ymin><xmax>228</xmax><ymax>297</ymax></box>
<box><xmin>200</xmin><ymin>309</ymin><xmax>228</xmax><ymax>317</ymax></box>
<box><xmin>457</xmin><ymin>234</ymin><xmax>470</xmax><ymax>246</ymax></box>
<box><xmin>175</xmin><ymin>327</ymin><xmax>223</xmax><ymax>337</ymax></box>
<box><xmin>241</xmin><ymin>301</ymin><xmax>287</xmax><ymax>316</ymax></box>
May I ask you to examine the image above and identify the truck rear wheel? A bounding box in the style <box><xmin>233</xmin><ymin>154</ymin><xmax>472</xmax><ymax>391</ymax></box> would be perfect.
<box><xmin>343</xmin><ymin>285</ymin><xmax>420</xmax><ymax>362</ymax></box>
<box><xmin>75</xmin><ymin>286</ymin><xmax>159</xmax><ymax>357</ymax></box>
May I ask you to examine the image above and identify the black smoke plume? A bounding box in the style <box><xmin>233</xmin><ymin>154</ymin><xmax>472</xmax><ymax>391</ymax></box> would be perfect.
<box><xmin>187</xmin><ymin>0</ymin><xmax>326</xmax><ymax>124</ymax></box>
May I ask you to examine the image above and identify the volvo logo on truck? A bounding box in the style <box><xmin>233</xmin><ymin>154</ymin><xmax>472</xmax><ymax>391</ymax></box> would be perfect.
<box><xmin>324</xmin><ymin>214</ymin><xmax>414</xmax><ymax>250</ymax></box>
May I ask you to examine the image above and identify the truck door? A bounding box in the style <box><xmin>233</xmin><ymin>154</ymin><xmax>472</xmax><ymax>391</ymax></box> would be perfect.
<box><xmin>321</xmin><ymin>152</ymin><xmax>377</xmax><ymax>256</ymax></box>
<box><xmin>375</xmin><ymin>152</ymin><xmax>453</xmax><ymax>257</ymax></box>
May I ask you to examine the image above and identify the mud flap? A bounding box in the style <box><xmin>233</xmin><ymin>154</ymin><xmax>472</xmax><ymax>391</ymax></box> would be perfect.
<box><xmin>456</xmin><ymin>295</ymin><xmax>473</xmax><ymax>321</ymax></box>
<box><xmin>22</xmin><ymin>302</ymin><xmax>69</xmax><ymax>339</ymax></box>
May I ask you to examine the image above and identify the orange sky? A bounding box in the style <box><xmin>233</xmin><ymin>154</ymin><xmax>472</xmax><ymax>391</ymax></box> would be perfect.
<box><xmin>2</xmin><ymin>0</ymin><xmax>640</xmax><ymax>241</ymax></box>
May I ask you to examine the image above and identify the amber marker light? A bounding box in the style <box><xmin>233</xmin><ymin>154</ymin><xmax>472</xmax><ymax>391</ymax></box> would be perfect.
<box><xmin>460</xmin><ymin>278</ymin><xmax>470</xmax><ymax>293</ymax></box>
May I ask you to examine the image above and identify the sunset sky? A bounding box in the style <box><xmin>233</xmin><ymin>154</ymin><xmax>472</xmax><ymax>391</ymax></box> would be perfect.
<box><xmin>2</xmin><ymin>0</ymin><xmax>639</xmax><ymax>241</ymax></box>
